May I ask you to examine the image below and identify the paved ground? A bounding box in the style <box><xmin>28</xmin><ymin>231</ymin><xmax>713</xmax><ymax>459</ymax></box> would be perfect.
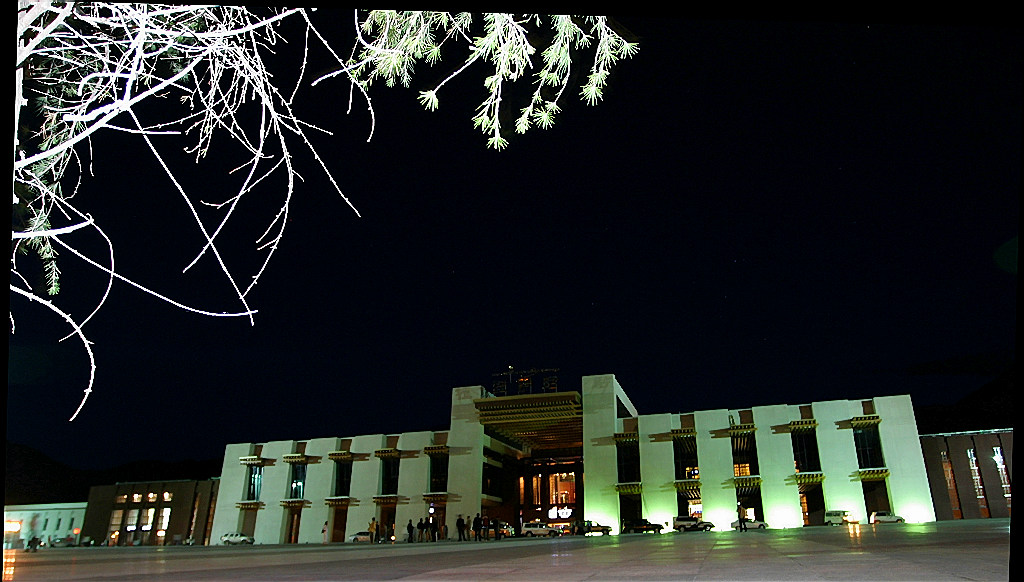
<box><xmin>3</xmin><ymin>519</ymin><xmax>1010</xmax><ymax>581</ymax></box>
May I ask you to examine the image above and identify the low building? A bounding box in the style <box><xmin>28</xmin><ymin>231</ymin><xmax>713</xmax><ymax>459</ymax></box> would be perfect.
<box><xmin>81</xmin><ymin>479</ymin><xmax>219</xmax><ymax>546</ymax></box>
<box><xmin>919</xmin><ymin>429</ymin><xmax>1012</xmax><ymax>520</ymax></box>
<box><xmin>211</xmin><ymin>374</ymin><xmax>936</xmax><ymax>544</ymax></box>
<box><xmin>3</xmin><ymin>502</ymin><xmax>88</xmax><ymax>549</ymax></box>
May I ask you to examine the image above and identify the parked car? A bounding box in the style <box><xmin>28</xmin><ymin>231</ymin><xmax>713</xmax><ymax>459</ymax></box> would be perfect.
<box><xmin>824</xmin><ymin>510</ymin><xmax>857</xmax><ymax>525</ymax></box>
<box><xmin>576</xmin><ymin>520</ymin><xmax>612</xmax><ymax>535</ymax></box>
<box><xmin>521</xmin><ymin>522</ymin><xmax>561</xmax><ymax>537</ymax></box>
<box><xmin>870</xmin><ymin>511</ymin><xmax>905</xmax><ymax>524</ymax></box>
<box><xmin>622</xmin><ymin>519</ymin><xmax>664</xmax><ymax>534</ymax></box>
<box><xmin>220</xmin><ymin>532</ymin><xmax>254</xmax><ymax>545</ymax></box>
<box><xmin>348</xmin><ymin>531</ymin><xmax>372</xmax><ymax>543</ymax></box>
<box><xmin>730</xmin><ymin>518</ymin><xmax>768</xmax><ymax>530</ymax></box>
<box><xmin>673</xmin><ymin>516</ymin><xmax>715</xmax><ymax>532</ymax></box>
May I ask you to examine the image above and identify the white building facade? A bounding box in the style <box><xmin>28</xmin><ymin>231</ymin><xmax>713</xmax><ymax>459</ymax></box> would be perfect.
<box><xmin>211</xmin><ymin>374</ymin><xmax>935</xmax><ymax>543</ymax></box>
<box><xmin>3</xmin><ymin>502</ymin><xmax>88</xmax><ymax>549</ymax></box>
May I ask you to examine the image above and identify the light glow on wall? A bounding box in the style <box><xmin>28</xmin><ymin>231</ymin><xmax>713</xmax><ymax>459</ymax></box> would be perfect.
<box><xmin>704</xmin><ymin>508</ymin><xmax>737</xmax><ymax>532</ymax></box>
<box><xmin>763</xmin><ymin>501</ymin><xmax>803</xmax><ymax>529</ymax></box>
<box><xmin>584</xmin><ymin>498</ymin><xmax>619</xmax><ymax>535</ymax></box>
<box><xmin>895</xmin><ymin>502</ymin><xmax>935</xmax><ymax>524</ymax></box>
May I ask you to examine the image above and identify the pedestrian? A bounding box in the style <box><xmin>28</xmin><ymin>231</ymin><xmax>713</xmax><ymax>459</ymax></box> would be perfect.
<box><xmin>407</xmin><ymin>520</ymin><xmax>415</xmax><ymax>543</ymax></box>
<box><xmin>492</xmin><ymin>519</ymin><xmax>501</xmax><ymax>541</ymax></box>
<box><xmin>322</xmin><ymin>521</ymin><xmax>329</xmax><ymax>544</ymax></box>
<box><xmin>473</xmin><ymin>513</ymin><xmax>482</xmax><ymax>541</ymax></box>
<box><xmin>369</xmin><ymin>517</ymin><xmax>377</xmax><ymax>543</ymax></box>
<box><xmin>482</xmin><ymin>515</ymin><xmax>490</xmax><ymax>540</ymax></box>
<box><xmin>456</xmin><ymin>514</ymin><xmax>466</xmax><ymax>541</ymax></box>
<box><xmin>429</xmin><ymin>518</ymin><xmax>439</xmax><ymax>542</ymax></box>
<box><xmin>417</xmin><ymin>518</ymin><xmax>426</xmax><ymax>542</ymax></box>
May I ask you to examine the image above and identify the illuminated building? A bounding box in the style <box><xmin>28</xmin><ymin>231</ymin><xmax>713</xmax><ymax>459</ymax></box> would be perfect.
<box><xmin>3</xmin><ymin>502</ymin><xmax>87</xmax><ymax>549</ymax></box>
<box><xmin>919</xmin><ymin>429</ymin><xmax>1012</xmax><ymax>520</ymax></box>
<box><xmin>211</xmin><ymin>374</ymin><xmax>936</xmax><ymax>543</ymax></box>
<box><xmin>80</xmin><ymin>479</ymin><xmax>219</xmax><ymax>546</ymax></box>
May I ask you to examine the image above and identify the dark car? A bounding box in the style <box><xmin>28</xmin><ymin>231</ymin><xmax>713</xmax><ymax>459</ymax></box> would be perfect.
<box><xmin>576</xmin><ymin>520</ymin><xmax>612</xmax><ymax>535</ymax></box>
<box><xmin>622</xmin><ymin>519</ymin><xmax>664</xmax><ymax>534</ymax></box>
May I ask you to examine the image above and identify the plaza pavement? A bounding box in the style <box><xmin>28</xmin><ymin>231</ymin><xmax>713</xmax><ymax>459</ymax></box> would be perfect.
<box><xmin>3</xmin><ymin>518</ymin><xmax>1010</xmax><ymax>581</ymax></box>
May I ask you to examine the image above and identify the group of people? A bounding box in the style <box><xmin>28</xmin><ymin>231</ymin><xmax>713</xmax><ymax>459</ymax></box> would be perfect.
<box><xmin>365</xmin><ymin>518</ymin><xmax>395</xmax><ymax>543</ymax></box>
<box><xmin>404</xmin><ymin>517</ymin><xmax>443</xmax><ymax>543</ymax></box>
<box><xmin>453</xmin><ymin>513</ymin><xmax>505</xmax><ymax>541</ymax></box>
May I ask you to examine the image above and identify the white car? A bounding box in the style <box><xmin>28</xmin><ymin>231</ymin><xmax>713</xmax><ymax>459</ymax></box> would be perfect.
<box><xmin>348</xmin><ymin>531</ymin><xmax>372</xmax><ymax>543</ymax></box>
<box><xmin>521</xmin><ymin>522</ymin><xmax>561</xmax><ymax>537</ymax></box>
<box><xmin>730</xmin><ymin>519</ymin><xmax>767</xmax><ymax>530</ymax></box>
<box><xmin>220</xmin><ymin>532</ymin><xmax>254</xmax><ymax>545</ymax></box>
<box><xmin>870</xmin><ymin>511</ymin><xmax>905</xmax><ymax>524</ymax></box>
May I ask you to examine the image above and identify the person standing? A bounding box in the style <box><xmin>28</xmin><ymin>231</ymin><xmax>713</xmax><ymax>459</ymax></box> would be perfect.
<box><xmin>456</xmin><ymin>514</ymin><xmax>466</xmax><ymax>541</ymax></box>
<box><xmin>322</xmin><ymin>521</ymin><xmax>329</xmax><ymax>544</ymax></box>
<box><xmin>429</xmin><ymin>518</ymin><xmax>439</xmax><ymax>542</ymax></box>
<box><xmin>417</xmin><ymin>518</ymin><xmax>426</xmax><ymax>542</ymax></box>
<box><xmin>368</xmin><ymin>517</ymin><xmax>377</xmax><ymax>544</ymax></box>
<box><xmin>481</xmin><ymin>515</ymin><xmax>490</xmax><ymax>540</ymax></box>
<box><xmin>472</xmin><ymin>514</ymin><xmax>482</xmax><ymax>541</ymax></box>
<box><xmin>407</xmin><ymin>520</ymin><xmax>415</xmax><ymax>543</ymax></box>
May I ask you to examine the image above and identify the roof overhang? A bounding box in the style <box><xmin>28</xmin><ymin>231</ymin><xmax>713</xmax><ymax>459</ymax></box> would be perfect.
<box><xmin>474</xmin><ymin>391</ymin><xmax>583</xmax><ymax>451</ymax></box>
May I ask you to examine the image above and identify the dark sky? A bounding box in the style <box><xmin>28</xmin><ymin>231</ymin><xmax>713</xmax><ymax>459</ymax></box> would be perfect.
<box><xmin>8</xmin><ymin>16</ymin><xmax>1019</xmax><ymax>470</ymax></box>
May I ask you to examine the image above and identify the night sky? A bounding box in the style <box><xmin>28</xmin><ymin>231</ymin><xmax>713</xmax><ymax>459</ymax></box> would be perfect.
<box><xmin>8</xmin><ymin>16</ymin><xmax>1019</xmax><ymax>471</ymax></box>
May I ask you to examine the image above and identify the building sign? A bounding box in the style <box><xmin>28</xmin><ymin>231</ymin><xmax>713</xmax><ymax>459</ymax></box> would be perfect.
<box><xmin>547</xmin><ymin>506</ymin><xmax>573</xmax><ymax>520</ymax></box>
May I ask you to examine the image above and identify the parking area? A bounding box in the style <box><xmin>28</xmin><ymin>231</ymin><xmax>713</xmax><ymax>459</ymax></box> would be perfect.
<box><xmin>3</xmin><ymin>519</ymin><xmax>1009</xmax><ymax>581</ymax></box>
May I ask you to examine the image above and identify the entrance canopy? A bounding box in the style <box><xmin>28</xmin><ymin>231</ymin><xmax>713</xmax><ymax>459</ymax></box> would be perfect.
<box><xmin>474</xmin><ymin>391</ymin><xmax>583</xmax><ymax>451</ymax></box>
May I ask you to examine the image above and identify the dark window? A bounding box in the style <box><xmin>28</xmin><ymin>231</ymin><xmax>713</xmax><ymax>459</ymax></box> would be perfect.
<box><xmin>791</xmin><ymin>431</ymin><xmax>821</xmax><ymax>472</ymax></box>
<box><xmin>334</xmin><ymin>462</ymin><xmax>353</xmax><ymax>497</ymax></box>
<box><xmin>673</xmin><ymin>438</ymin><xmax>699</xmax><ymax>480</ymax></box>
<box><xmin>381</xmin><ymin>458</ymin><xmax>400</xmax><ymax>495</ymax></box>
<box><xmin>616</xmin><ymin>442</ymin><xmax>641</xmax><ymax>483</ymax></box>
<box><xmin>732</xmin><ymin>433</ymin><xmax>759</xmax><ymax>476</ymax></box>
<box><xmin>429</xmin><ymin>455</ymin><xmax>449</xmax><ymax>493</ymax></box>
<box><xmin>853</xmin><ymin>426</ymin><xmax>885</xmax><ymax>468</ymax></box>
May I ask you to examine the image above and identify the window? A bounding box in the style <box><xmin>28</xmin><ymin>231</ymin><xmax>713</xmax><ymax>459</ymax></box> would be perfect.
<box><xmin>429</xmin><ymin>455</ymin><xmax>449</xmax><ymax>493</ymax></box>
<box><xmin>733</xmin><ymin>463</ymin><xmax>752</xmax><ymax>477</ymax></box>
<box><xmin>334</xmin><ymin>461</ymin><xmax>352</xmax><ymax>497</ymax></box>
<box><xmin>163</xmin><ymin>491</ymin><xmax>173</xmax><ymax>502</ymax></box>
<box><xmin>115</xmin><ymin>494</ymin><xmax>127</xmax><ymax>504</ymax></box>
<box><xmin>159</xmin><ymin>508</ymin><xmax>172</xmax><ymax>530</ymax></box>
<box><xmin>289</xmin><ymin>463</ymin><xmax>307</xmax><ymax>499</ymax></box>
<box><xmin>616</xmin><ymin>441</ymin><xmax>641</xmax><ymax>483</ymax></box>
<box><xmin>108</xmin><ymin>510</ymin><xmax>123</xmax><ymax>533</ymax></box>
<box><xmin>853</xmin><ymin>426</ymin><xmax>885</xmax><ymax>469</ymax></box>
<box><xmin>147</xmin><ymin>492</ymin><xmax>158</xmax><ymax>503</ymax></box>
<box><xmin>992</xmin><ymin>447</ymin><xmax>1011</xmax><ymax>512</ymax></box>
<box><xmin>967</xmin><ymin>449</ymin><xmax>990</xmax><ymax>518</ymax></box>
<box><xmin>549</xmin><ymin>472</ymin><xmax>575</xmax><ymax>505</ymax></box>
<box><xmin>131</xmin><ymin>493</ymin><xmax>142</xmax><ymax>503</ymax></box>
<box><xmin>141</xmin><ymin>508</ymin><xmax>155</xmax><ymax>531</ymax></box>
<box><xmin>940</xmin><ymin>450</ymin><xmax>962</xmax><ymax>519</ymax></box>
<box><xmin>125</xmin><ymin>509</ymin><xmax>139</xmax><ymax>531</ymax></box>
<box><xmin>791</xmin><ymin>430</ymin><xmax>821</xmax><ymax>472</ymax></box>
<box><xmin>246</xmin><ymin>465</ymin><xmax>263</xmax><ymax>501</ymax></box>
<box><xmin>531</xmin><ymin>474</ymin><xmax>543</xmax><ymax>506</ymax></box>
<box><xmin>56</xmin><ymin>518</ymin><xmax>62</xmax><ymax>531</ymax></box>
<box><xmin>381</xmin><ymin>457</ymin><xmax>400</xmax><ymax>495</ymax></box>
<box><xmin>673</xmin><ymin>437</ymin><xmax>699</xmax><ymax>480</ymax></box>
